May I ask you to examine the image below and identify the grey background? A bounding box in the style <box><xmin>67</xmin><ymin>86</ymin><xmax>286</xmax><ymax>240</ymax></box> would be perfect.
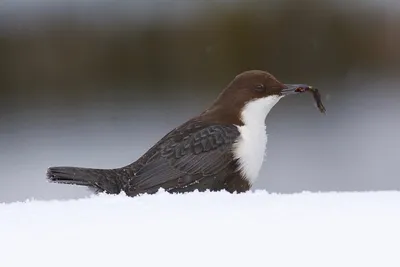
<box><xmin>0</xmin><ymin>0</ymin><xmax>399</xmax><ymax>203</ymax></box>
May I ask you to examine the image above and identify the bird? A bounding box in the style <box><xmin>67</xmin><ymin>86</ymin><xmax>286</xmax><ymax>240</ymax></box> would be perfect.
<box><xmin>47</xmin><ymin>70</ymin><xmax>315</xmax><ymax>197</ymax></box>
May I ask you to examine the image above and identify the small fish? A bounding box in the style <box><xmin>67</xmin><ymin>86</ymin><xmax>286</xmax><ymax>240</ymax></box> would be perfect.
<box><xmin>295</xmin><ymin>86</ymin><xmax>326</xmax><ymax>114</ymax></box>
<box><xmin>308</xmin><ymin>87</ymin><xmax>326</xmax><ymax>114</ymax></box>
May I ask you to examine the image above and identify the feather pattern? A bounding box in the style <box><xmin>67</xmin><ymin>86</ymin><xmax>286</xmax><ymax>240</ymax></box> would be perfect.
<box><xmin>125</xmin><ymin>123</ymin><xmax>241</xmax><ymax>195</ymax></box>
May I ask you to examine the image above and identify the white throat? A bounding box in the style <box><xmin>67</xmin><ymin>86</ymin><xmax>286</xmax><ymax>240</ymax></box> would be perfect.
<box><xmin>233</xmin><ymin>95</ymin><xmax>283</xmax><ymax>185</ymax></box>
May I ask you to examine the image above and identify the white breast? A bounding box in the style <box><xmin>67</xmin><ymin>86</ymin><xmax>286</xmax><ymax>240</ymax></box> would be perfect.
<box><xmin>232</xmin><ymin>95</ymin><xmax>283</xmax><ymax>185</ymax></box>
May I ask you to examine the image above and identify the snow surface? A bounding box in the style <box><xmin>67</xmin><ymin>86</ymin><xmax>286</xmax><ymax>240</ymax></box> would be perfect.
<box><xmin>1</xmin><ymin>190</ymin><xmax>399</xmax><ymax>267</ymax></box>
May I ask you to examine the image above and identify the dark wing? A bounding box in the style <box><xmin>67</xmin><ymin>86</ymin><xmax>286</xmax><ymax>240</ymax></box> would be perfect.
<box><xmin>125</xmin><ymin>122</ymin><xmax>240</xmax><ymax>195</ymax></box>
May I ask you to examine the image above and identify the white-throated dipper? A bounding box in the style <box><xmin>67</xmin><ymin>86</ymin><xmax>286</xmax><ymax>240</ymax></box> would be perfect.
<box><xmin>47</xmin><ymin>70</ymin><xmax>323</xmax><ymax>196</ymax></box>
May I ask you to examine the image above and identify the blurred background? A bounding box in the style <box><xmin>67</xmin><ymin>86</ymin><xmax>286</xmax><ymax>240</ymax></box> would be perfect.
<box><xmin>0</xmin><ymin>0</ymin><xmax>399</xmax><ymax>203</ymax></box>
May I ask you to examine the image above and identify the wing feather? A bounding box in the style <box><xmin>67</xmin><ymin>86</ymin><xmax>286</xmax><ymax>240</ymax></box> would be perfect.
<box><xmin>126</xmin><ymin>123</ymin><xmax>240</xmax><ymax>195</ymax></box>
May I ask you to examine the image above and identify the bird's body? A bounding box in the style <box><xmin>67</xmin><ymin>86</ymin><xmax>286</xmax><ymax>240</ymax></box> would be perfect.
<box><xmin>47</xmin><ymin>70</ymin><xmax>315</xmax><ymax>196</ymax></box>
<box><xmin>49</xmin><ymin>119</ymin><xmax>249</xmax><ymax>196</ymax></box>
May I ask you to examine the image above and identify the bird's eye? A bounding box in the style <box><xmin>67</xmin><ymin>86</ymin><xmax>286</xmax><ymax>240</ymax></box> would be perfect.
<box><xmin>255</xmin><ymin>84</ymin><xmax>266</xmax><ymax>92</ymax></box>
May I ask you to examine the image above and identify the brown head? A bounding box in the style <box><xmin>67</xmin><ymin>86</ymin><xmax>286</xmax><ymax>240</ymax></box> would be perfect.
<box><xmin>201</xmin><ymin>70</ymin><xmax>312</xmax><ymax>125</ymax></box>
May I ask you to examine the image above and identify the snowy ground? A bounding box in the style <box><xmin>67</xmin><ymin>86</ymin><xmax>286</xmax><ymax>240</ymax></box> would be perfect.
<box><xmin>1</xmin><ymin>190</ymin><xmax>399</xmax><ymax>267</ymax></box>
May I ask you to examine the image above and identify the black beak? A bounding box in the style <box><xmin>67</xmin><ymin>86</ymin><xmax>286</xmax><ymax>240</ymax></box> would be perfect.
<box><xmin>281</xmin><ymin>84</ymin><xmax>312</xmax><ymax>96</ymax></box>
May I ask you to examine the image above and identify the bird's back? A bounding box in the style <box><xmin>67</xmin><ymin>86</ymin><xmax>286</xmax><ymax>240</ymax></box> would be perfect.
<box><xmin>47</xmin><ymin>118</ymin><xmax>247</xmax><ymax>196</ymax></box>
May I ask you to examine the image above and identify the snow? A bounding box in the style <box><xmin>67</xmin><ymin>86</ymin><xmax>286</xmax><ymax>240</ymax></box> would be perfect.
<box><xmin>0</xmin><ymin>190</ymin><xmax>399</xmax><ymax>267</ymax></box>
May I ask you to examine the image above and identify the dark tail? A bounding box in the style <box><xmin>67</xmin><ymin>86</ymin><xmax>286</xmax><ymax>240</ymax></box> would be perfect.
<box><xmin>46</xmin><ymin>166</ymin><xmax>123</xmax><ymax>194</ymax></box>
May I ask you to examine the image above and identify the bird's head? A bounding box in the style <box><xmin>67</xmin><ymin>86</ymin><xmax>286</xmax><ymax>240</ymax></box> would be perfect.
<box><xmin>204</xmin><ymin>70</ymin><xmax>313</xmax><ymax>125</ymax></box>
